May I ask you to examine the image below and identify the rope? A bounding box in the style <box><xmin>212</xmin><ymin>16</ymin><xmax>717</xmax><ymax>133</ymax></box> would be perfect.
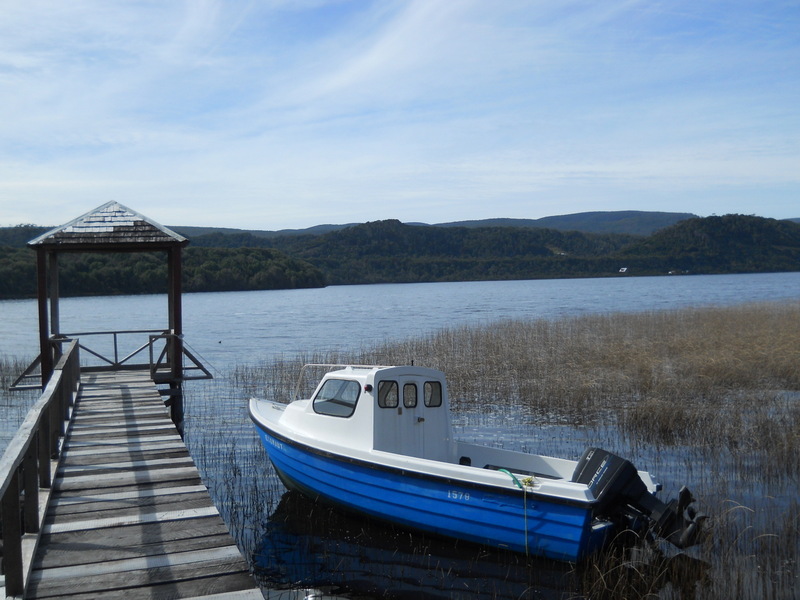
<box><xmin>499</xmin><ymin>469</ymin><xmax>532</xmax><ymax>556</ymax></box>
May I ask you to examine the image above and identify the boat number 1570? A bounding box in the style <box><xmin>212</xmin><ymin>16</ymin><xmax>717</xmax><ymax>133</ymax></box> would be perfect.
<box><xmin>447</xmin><ymin>490</ymin><xmax>470</xmax><ymax>501</ymax></box>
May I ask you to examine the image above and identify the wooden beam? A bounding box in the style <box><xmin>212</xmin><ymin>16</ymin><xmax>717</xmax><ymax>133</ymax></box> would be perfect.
<box><xmin>36</xmin><ymin>248</ymin><xmax>51</xmax><ymax>387</ymax></box>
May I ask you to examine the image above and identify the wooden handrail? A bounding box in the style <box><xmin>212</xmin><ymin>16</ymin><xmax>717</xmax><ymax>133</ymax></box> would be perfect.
<box><xmin>55</xmin><ymin>329</ymin><xmax>168</xmax><ymax>369</ymax></box>
<box><xmin>11</xmin><ymin>331</ymin><xmax>211</xmax><ymax>394</ymax></box>
<box><xmin>0</xmin><ymin>340</ymin><xmax>80</xmax><ymax>598</ymax></box>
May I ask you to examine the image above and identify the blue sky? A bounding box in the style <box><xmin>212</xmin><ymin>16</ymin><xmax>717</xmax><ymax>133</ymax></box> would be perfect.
<box><xmin>1</xmin><ymin>1</ymin><xmax>798</xmax><ymax>230</ymax></box>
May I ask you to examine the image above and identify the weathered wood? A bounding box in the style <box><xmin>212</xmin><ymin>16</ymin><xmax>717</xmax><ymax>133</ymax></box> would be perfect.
<box><xmin>29</xmin><ymin>563</ymin><xmax>256</xmax><ymax>600</ymax></box>
<box><xmin>37</xmin><ymin>531</ymin><xmax>241</xmax><ymax>569</ymax></box>
<box><xmin>0</xmin><ymin>340</ymin><xmax>80</xmax><ymax>597</ymax></box>
<box><xmin>2</xmin><ymin>470</ymin><xmax>24</xmax><ymax>595</ymax></box>
<box><xmin>47</xmin><ymin>491</ymin><xmax>215</xmax><ymax>522</ymax></box>
<box><xmin>37</xmin><ymin>516</ymin><xmax>233</xmax><ymax>556</ymax></box>
<box><xmin>49</xmin><ymin>483</ymin><xmax>208</xmax><ymax>508</ymax></box>
<box><xmin>64</xmin><ymin>434</ymin><xmax>184</xmax><ymax>448</ymax></box>
<box><xmin>23</xmin><ymin>440</ymin><xmax>40</xmax><ymax>534</ymax></box>
<box><xmin>26</xmin><ymin>369</ymin><xmax>260</xmax><ymax>599</ymax></box>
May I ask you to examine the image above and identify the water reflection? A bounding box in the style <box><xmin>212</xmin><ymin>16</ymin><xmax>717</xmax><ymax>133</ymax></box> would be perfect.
<box><xmin>253</xmin><ymin>492</ymin><xmax>710</xmax><ymax>600</ymax></box>
<box><xmin>254</xmin><ymin>491</ymin><xmax>576</xmax><ymax>599</ymax></box>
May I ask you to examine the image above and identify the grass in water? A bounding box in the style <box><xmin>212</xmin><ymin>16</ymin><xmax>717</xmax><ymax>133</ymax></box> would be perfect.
<box><xmin>0</xmin><ymin>356</ymin><xmax>39</xmax><ymax>454</ymax></box>
<box><xmin>3</xmin><ymin>302</ymin><xmax>781</xmax><ymax>598</ymax></box>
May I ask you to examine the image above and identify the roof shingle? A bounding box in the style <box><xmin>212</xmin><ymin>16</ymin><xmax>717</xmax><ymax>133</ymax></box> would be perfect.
<box><xmin>28</xmin><ymin>202</ymin><xmax>187</xmax><ymax>249</ymax></box>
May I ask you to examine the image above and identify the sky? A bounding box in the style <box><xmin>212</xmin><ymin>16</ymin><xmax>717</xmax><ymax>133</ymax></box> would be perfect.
<box><xmin>0</xmin><ymin>1</ymin><xmax>798</xmax><ymax>231</ymax></box>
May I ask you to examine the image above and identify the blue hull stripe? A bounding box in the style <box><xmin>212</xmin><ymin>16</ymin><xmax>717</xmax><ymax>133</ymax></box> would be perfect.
<box><xmin>253</xmin><ymin>421</ymin><xmax>610</xmax><ymax>561</ymax></box>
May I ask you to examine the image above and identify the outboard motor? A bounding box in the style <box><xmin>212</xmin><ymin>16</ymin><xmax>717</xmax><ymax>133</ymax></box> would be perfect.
<box><xmin>572</xmin><ymin>448</ymin><xmax>705</xmax><ymax>549</ymax></box>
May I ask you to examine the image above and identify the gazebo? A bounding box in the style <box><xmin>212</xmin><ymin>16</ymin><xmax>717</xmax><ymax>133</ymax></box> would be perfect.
<box><xmin>16</xmin><ymin>201</ymin><xmax>210</xmax><ymax>429</ymax></box>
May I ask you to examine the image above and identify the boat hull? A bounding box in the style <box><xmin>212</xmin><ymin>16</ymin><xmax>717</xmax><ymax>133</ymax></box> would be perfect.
<box><xmin>253</xmin><ymin>421</ymin><xmax>613</xmax><ymax>562</ymax></box>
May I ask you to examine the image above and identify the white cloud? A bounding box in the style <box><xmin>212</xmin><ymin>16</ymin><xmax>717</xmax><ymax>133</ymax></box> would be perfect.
<box><xmin>0</xmin><ymin>0</ymin><xmax>798</xmax><ymax>229</ymax></box>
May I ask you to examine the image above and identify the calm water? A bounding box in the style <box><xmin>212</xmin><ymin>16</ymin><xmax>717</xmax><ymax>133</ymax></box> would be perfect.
<box><xmin>2</xmin><ymin>272</ymin><xmax>799</xmax><ymax>598</ymax></box>
<box><xmin>2</xmin><ymin>272</ymin><xmax>799</xmax><ymax>369</ymax></box>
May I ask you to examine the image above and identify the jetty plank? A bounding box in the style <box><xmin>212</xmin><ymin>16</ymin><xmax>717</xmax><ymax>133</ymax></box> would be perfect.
<box><xmin>27</xmin><ymin>370</ymin><xmax>260</xmax><ymax>599</ymax></box>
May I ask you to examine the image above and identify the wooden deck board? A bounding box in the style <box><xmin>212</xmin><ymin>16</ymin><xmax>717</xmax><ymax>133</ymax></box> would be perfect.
<box><xmin>28</xmin><ymin>370</ymin><xmax>260</xmax><ymax>599</ymax></box>
<box><xmin>47</xmin><ymin>491</ymin><xmax>216</xmax><ymax>522</ymax></box>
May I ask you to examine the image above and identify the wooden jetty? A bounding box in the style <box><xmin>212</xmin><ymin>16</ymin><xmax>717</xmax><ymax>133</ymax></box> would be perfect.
<box><xmin>2</xmin><ymin>203</ymin><xmax>265</xmax><ymax>598</ymax></box>
<box><xmin>1</xmin><ymin>343</ymin><xmax>262</xmax><ymax>599</ymax></box>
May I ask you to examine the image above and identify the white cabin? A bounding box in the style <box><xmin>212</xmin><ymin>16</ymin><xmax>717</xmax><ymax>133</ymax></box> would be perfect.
<box><xmin>284</xmin><ymin>365</ymin><xmax>457</xmax><ymax>463</ymax></box>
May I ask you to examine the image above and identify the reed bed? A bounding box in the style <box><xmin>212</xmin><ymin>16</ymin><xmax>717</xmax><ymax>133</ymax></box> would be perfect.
<box><xmin>205</xmin><ymin>300</ymin><xmax>799</xmax><ymax>599</ymax></box>
<box><xmin>234</xmin><ymin>301</ymin><xmax>800</xmax><ymax>478</ymax></box>
<box><xmin>0</xmin><ymin>356</ymin><xmax>39</xmax><ymax>453</ymax></box>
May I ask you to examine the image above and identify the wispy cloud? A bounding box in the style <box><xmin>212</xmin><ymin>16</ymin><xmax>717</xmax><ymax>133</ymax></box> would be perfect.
<box><xmin>1</xmin><ymin>0</ymin><xmax>798</xmax><ymax>228</ymax></box>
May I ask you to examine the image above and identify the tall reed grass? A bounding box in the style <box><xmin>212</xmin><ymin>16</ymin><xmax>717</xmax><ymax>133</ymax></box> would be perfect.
<box><xmin>217</xmin><ymin>301</ymin><xmax>799</xmax><ymax>599</ymax></box>
<box><xmin>0</xmin><ymin>356</ymin><xmax>38</xmax><ymax>453</ymax></box>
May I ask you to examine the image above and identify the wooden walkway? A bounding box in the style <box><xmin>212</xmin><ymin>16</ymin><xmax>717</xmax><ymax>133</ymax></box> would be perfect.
<box><xmin>25</xmin><ymin>370</ymin><xmax>262</xmax><ymax>599</ymax></box>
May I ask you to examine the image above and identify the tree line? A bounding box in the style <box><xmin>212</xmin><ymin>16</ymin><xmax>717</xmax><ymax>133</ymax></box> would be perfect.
<box><xmin>0</xmin><ymin>243</ymin><xmax>326</xmax><ymax>299</ymax></box>
<box><xmin>1</xmin><ymin>214</ymin><xmax>798</xmax><ymax>299</ymax></box>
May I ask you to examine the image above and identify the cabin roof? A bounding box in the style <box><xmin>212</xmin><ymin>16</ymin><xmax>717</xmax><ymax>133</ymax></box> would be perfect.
<box><xmin>28</xmin><ymin>201</ymin><xmax>187</xmax><ymax>251</ymax></box>
<box><xmin>328</xmin><ymin>365</ymin><xmax>446</xmax><ymax>380</ymax></box>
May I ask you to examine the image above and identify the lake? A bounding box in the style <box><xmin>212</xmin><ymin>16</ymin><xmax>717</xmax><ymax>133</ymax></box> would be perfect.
<box><xmin>2</xmin><ymin>272</ymin><xmax>799</xmax><ymax>599</ymax></box>
<box><xmin>2</xmin><ymin>272</ymin><xmax>799</xmax><ymax>369</ymax></box>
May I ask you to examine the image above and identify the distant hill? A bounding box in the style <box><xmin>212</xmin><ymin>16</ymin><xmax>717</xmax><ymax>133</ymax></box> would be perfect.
<box><xmin>1</xmin><ymin>213</ymin><xmax>798</xmax><ymax>297</ymax></box>
<box><xmin>616</xmin><ymin>215</ymin><xmax>800</xmax><ymax>274</ymax></box>
<box><xmin>171</xmin><ymin>210</ymin><xmax>696</xmax><ymax>240</ymax></box>
<box><xmin>0</xmin><ymin>211</ymin><xmax>707</xmax><ymax>248</ymax></box>
<box><xmin>252</xmin><ymin>215</ymin><xmax>800</xmax><ymax>284</ymax></box>
<box><xmin>258</xmin><ymin>219</ymin><xmax>638</xmax><ymax>284</ymax></box>
<box><xmin>172</xmin><ymin>223</ymin><xmax>356</xmax><ymax>240</ymax></box>
<box><xmin>0</xmin><ymin>225</ymin><xmax>49</xmax><ymax>247</ymax></box>
<box><xmin>435</xmin><ymin>211</ymin><xmax>696</xmax><ymax>236</ymax></box>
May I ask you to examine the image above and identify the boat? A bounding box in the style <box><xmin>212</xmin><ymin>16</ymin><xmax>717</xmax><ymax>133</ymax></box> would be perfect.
<box><xmin>248</xmin><ymin>364</ymin><xmax>704</xmax><ymax>562</ymax></box>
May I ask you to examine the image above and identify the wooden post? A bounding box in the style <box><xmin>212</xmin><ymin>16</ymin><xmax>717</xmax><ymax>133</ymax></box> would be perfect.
<box><xmin>38</xmin><ymin>425</ymin><xmax>52</xmax><ymax>488</ymax></box>
<box><xmin>48</xmin><ymin>391</ymin><xmax>60</xmax><ymax>457</ymax></box>
<box><xmin>167</xmin><ymin>246</ymin><xmax>184</xmax><ymax>433</ymax></box>
<box><xmin>2</xmin><ymin>470</ymin><xmax>24</xmax><ymax>596</ymax></box>
<box><xmin>49</xmin><ymin>251</ymin><xmax>60</xmax><ymax>338</ymax></box>
<box><xmin>36</xmin><ymin>248</ymin><xmax>52</xmax><ymax>388</ymax></box>
<box><xmin>168</xmin><ymin>246</ymin><xmax>184</xmax><ymax>372</ymax></box>
<box><xmin>23</xmin><ymin>441</ymin><xmax>39</xmax><ymax>533</ymax></box>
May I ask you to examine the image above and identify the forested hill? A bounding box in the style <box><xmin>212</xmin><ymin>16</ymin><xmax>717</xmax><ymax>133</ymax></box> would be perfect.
<box><xmin>434</xmin><ymin>210</ymin><xmax>697</xmax><ymax>235</ymax></box>
<box><xmin>172</xmin><ymin>209</ymin><xmax>694</xmax><ymax>239</ymax></box>
<box><xmin>1</xmin><ymin>214</ymin><xmax>798</xmax><ymax>298</ymax></box>
<box><xmin>253</xmin><ymin>220</ymin><xmax>640</xmax><ymax>284</ymax></box>
<box><xmin>617</xmin><ymin>214</ymin><xmax>800</xmax><ymax>273</ymax></box>
<box><xmin>0</xmin><ymin>228</ymin><xmax>326</xmax><ymax>299</ymax></box>
<box><xmin>187</xmin><ymin>215</ymin><xmax>798</xmax><ymax>285</ymax></box>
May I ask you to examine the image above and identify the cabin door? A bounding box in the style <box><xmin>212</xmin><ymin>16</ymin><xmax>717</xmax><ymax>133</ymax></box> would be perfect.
<box><xmin>397</xmin><ymin>378</ymin><xmax>429</xmax><ymax>459</ymax></box>
<box><xmin>375</xmin><ymin>375</ymin><xmax>446</xmax><ymax>460</ymax></box>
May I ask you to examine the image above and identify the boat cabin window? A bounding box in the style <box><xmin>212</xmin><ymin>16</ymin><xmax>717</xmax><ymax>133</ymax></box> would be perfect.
<box><xmin>424</xmin><ymin>381</ymin><xmax>442</xmax><ymax>407</ymax></box>
<box><xmin>313</xmin><ymin>379</ymin><xmax>361</xmax><ymax>417</ymax></box>
<box><xmin>377</xmin><ymin>380</ymin><xmax>398</xmax><ymax>408</ymax></box>
<box><xmin>403</xmin><ymin>383</ymin><xmax>417</xmax><ymax>408</ymax></box>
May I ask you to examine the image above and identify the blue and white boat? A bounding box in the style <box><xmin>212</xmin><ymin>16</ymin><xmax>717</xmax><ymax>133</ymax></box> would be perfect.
<box><xmin>249</xmin><ymin>364</ymin><xmax>703</xmax><ymax>562</ymax></box>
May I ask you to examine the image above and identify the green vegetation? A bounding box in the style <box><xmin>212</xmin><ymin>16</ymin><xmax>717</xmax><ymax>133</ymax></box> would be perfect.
<box><xmin>619</xmin><ymin>214</ymin><xmax>800</xmax><ymax>274</ymax></box>
<box><xmin>247</xmin><ymin>214</ymin><xmax>800</xmax><ymax>284</ymax></box>
<box><xmin>182</xmin><ymin>247</ymin><xmax>325</xmax><ymax>293</ymax></box>
<box><xmin>0</xmin><ymin>246</ymin><xmax>326</xmax><ymax>299</ymax></box>
<box><xmin>261</xmin><ymin>219</ymin><xmax>638</xmax><ymax>284</ymax></box>
<box><xmin>1</xmin><ymin>214</ymin><xmax>799</xmax><ymax>298</ymax></box>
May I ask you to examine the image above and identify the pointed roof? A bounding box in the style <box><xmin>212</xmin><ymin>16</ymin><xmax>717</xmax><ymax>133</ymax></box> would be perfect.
<box><xmin>28</xmin><ymin>201</ymin><xmax>187</xmax><ymax>250</ymax></box>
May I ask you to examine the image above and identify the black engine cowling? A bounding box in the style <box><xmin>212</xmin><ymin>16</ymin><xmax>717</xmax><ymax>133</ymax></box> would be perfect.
<box><xmin>572</xmin><ymin>448</ymin><xmax>705</xmax><ymax>549</ymax></box>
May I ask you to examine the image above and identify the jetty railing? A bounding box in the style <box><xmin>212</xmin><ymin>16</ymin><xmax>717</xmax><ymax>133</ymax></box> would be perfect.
<box><xmin>0</xmin><ymin>340</ymin><xmax>80</xmax><ymax>598</ymax></box>
<box><xmin>58</xmin><ymin>329</ymin><xmax>162</xmax><ymax>370</ymax></box>
<box><xmin>10</xmin><ymin>331</ymin><xmax>211</xmax><ymax>391</ymax></box>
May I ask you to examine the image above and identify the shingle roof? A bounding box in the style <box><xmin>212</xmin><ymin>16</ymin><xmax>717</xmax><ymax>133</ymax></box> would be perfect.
<box><xmin>28</xmin><ymin>201</ymin><xmax>187</xmax><ymax>249</ymax></box>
